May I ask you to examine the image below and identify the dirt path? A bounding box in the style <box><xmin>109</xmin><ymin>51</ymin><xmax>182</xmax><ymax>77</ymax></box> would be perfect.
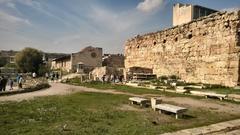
<box><xmin>0</xmin><ymin>83</ymin><xmax>240</xmax><ymax>114</ymax></box>
<box><xmin>0</xmin><ymin>83</ymin><xmax>135</xmax><ymax>102</ymax></box>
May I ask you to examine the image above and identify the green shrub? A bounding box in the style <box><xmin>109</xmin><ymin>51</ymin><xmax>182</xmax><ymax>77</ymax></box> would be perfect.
<box><xmin>204</xmin><ymin>84</ymin><xmax>228</xmax><ymax>89</ymax></box>
<box><xmin>169</xmin><ymin>75</ymin><xmax>179</xmax><ymax>80</ymax></box>
<box><xmin>159</xmin><ymin>76</ymin><xmax>168</xmax><ymax>81</ymax></box>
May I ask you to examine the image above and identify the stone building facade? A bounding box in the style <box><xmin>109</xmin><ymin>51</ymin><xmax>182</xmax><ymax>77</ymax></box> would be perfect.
<box><xmin>125</xmin><ymin>11</ymin><xmax>240</xmax><ymax>87</ymax></box>
<box><xmin>173</xmin><ymin>3</ymin><xmax>217</xmax><ymax>26</ymax></box>
<box><xmin>51</xmin><ymin>46</ymin><xmax>102</xmax><ymax>73</ymax></box>
<box><xmin>0</xmin><ymin>50</ymin><xmax>18</xmax><ymax>64</ymax></box>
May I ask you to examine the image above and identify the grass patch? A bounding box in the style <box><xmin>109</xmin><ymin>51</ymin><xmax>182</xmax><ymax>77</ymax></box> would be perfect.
<box><xmin>200</xmin><ymin>88</ymin><xmax>240</xmax><ymax>95</ymax></box>
<box><xmin>1</xmin><ymin>92</ymin><xmax>239</xmax><ymax>135</ymax></box>
<box><xmin>65</xmin><ymin>79</ymin><xmax>196</xmax><ymax>98</ymax></box>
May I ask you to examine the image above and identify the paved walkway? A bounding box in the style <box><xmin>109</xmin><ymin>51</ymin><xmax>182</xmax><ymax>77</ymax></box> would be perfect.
<box><xmin>162</xmin><ymin>119</ymin><xmax>240</xmax><ymax>135</ymax></box>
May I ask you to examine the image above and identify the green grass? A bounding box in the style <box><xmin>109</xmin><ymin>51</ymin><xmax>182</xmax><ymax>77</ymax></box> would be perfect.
<box><xmin>1</xmin><ymin>92</ymin><xmax>239</xmax><ymax>135</ymax></box>
<box><xmin>200</xmin><ymin>88</ymin><xmax>240</xmax><ymax>95</ymax></box>
<box><xmin>66</xmin><ymin>79</ymin><xmax>197</xmax><ymax>98</ymax></box>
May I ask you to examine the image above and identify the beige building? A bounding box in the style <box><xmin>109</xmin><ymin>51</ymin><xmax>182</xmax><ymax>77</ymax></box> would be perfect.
<box><xmin>173</xmin><ymin>3</ymin><xmax>217</xmax><ymax>26</ymax></box>
<box><xmin>51</xmin><ymin>46</ymin><xmax>102</xmax><ymax>73</ymax></box>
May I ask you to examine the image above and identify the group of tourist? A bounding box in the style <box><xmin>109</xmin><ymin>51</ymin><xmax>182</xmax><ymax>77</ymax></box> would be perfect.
<box><xmin>102</xmin><ymin>74</ymin><xmax>124</xmax><ymax>83</ymax></box>
<box><xmin>45</xmin><ymin>72</ymin><xmax>60</xmax><ymax>81</ymax></box>
<box><xmin>0</xmin><ymin>76</ymin><xmax>15</xmax><ymax>91</ymax></box>
<box><xmin>0</xmin><ymin>74</ymin><xmax>24</xmax><ymax>92</ymax></box>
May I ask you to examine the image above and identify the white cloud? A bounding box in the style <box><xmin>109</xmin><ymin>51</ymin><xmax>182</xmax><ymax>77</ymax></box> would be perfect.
<box><xmin>6</xmin><ymin>2</ymin><xmax>15</xmax><ymax>8</ymax></box>
<box><xmin>0</xmin><ymin>0</ymin><xmax>11</xmax><ymax>4</ymax></box>
<box><xmin>89</xmin><ymin>6</ymin><xmax>149</xmax><ymax>33</ymax></box>
<box><xmin>222</xmin><ymin>7</ymin><xmax>240</xmax><ymax>12</ymax></box>
<box><xmin>137</xmin><ymin>0</ymin><xmax>164</xmax><ymax>13</ymax></box>
<box><xmin>0</xmin><ymin>10</ymin><xmax>31</xmax><ymax>31</ymax></box>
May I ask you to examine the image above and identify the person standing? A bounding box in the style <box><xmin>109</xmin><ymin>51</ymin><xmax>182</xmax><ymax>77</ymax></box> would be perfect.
<box><xmin>0</xmin><ymin>76</ymin><xmax>2</xmax><ymax>91</ymax></box>
<box><xmin>102</xmin><ymin>75</ymin><xmax>106</xmax><ymax>82</ymax></box>
<box><xmin>56</xmin><ymin>72</ymin><xmax>59</xmax><ymax>80</ymax></box>
<box><xmin>45</xmin><ymin>72</ymin><xmax>49</xmax><ymax>80</ymax></box>
<box><xmin>32</xmin><ymin>72</ymin><xmax>37</xmax><ymax>78</ymax></box>
<box><xmin>1</xmin><ymin>76</ymin><xmax>7</xmax><ymax>91</ymax></box>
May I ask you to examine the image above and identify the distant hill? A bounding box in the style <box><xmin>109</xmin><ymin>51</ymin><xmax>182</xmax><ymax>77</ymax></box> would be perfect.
<box><xmin>0</xmin><ymin>50</ymin><xmax>69</xmax><ymax>60</ymax></box>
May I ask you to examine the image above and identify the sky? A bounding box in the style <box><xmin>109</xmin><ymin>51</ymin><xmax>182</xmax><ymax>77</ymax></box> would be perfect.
<box><xmin>0</xmin><ymin>0</ymin><xmax>240</xmax><ymax>54</ymax></box>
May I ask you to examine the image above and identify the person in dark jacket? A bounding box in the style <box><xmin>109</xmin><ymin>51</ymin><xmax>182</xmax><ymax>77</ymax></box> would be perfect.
<box><xmin>1</xmin><ymin>76</ymin><xmax>8</xmax><ymax>91</ymax></box>
<box><xmin>0</xmin><ymin>77</ymin><xmax>2</xmax><ymax>91</ymax></box>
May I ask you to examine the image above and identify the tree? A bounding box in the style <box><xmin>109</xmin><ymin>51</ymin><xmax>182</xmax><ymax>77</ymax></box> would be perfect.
<box><xmin>38</xmin><ymin>64</ymin><xmax>51</xmax><ymax>76</ymax></box>
<box><xmin>15</xmin><ymin>48</ymin><xmax>43</xmax><ymax>73</ymax></box>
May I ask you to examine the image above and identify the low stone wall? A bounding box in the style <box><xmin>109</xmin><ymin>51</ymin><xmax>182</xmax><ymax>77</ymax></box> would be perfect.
<box><xmin>0</xmin><ymin>82</ymin><xmax>50</xmax><ymax>96</ymax></box>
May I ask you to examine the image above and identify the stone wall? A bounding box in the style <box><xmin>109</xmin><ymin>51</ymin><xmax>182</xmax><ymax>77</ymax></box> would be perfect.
<box><xmin>102</xmin><ymin>54</ymin><xmax>124</xmax><ymax>68</ymax></box>
<box><xmin>90</xmin><ymin>66</ymin><xmax>124</xmax><ymax>81</ymax></box>
<box><xmin>125</xmin><ymin>11</ymin><xmax>240</xmax><ymax>87</ymax></box>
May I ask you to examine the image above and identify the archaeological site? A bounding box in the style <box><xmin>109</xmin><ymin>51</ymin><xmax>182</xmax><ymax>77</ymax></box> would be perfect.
<box><xmin>125</xmin><ymin>3</ymin><xmax>240</xmax><ymax>87</ymax></box>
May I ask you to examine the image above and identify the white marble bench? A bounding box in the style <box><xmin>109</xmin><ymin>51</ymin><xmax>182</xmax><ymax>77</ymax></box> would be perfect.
<box><xmin>129</xmin><ymin>97</ymin><xmax>150</xmax><ymax>107</ymax></box>
<box><xmin>155</xmin><ymin>104</ymin><xmax>187</xmax><ymax>119</ymax></box>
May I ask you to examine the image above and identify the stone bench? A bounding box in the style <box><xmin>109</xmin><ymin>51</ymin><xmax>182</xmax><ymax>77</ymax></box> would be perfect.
<box><xmin>155</xmin><ymin>104</ymin><xmax>187</xmax><ymax>119</ymax></box>
<box><xmin>176</xmin><ymin>86</ymin><xmax>190</xmax><ymax>94</ymax></box>
<box><xmin>129</xmin><ymin>97</ymin><xmax>150</xmax><ymax>107</ymax></box>
<box><xmin>204</xmin><ymin>93</ymin><xmax>227</xmax><ymax>101</ymax></box>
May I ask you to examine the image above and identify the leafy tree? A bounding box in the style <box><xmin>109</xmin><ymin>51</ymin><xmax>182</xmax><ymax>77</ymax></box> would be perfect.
<box><xmin>15</xmin><ymin>48</ymin><xmax>43</xmax><ymax>73</ymax></box>
<box><xmin>38</xmin><ymin>64</ymin><xmax>51</xmax><ymax>76</ymax></box>
<box><xmin>0</xmin><ymin>57</ymin><xmax>7</xmax><ymax>67</ymax></box>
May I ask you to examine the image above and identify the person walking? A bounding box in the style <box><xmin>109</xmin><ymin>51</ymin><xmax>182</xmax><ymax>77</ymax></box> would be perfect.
<box><xmin>18</xmin><ymin>75</ymin><xmax>23</xmax><ymax>89</ymax></box>
<box><xmin>9</xmin><ymin>78</ymin><xmax>14</xmax><ymax>90</ymax></box>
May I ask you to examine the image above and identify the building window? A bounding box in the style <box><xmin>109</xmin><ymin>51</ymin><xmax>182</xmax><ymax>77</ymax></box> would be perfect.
<box><xmin>91</xmin><ymin>52</ymin><xmax>97</xmax><ymax>58</ymax></box>
<box><xmin>187</xmin><ymin>33</ymin><xmax>193</xmax><ymax>39</ymax></box>
<box><xmin>175</xmin><ymin>37</ymin><xmax>178</xmax><ymax>42</ymax></box>
<box><xmin>163</xmin><ymin>39</ymin><xmax>166</xmax><ymax>43</ymax></box>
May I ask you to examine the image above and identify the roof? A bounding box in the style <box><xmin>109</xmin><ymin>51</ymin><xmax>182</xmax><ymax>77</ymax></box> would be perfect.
<box><xmin>52</xmin><ymin>55</ymin><xmax>71</xmax><ymax>61</ymax></box>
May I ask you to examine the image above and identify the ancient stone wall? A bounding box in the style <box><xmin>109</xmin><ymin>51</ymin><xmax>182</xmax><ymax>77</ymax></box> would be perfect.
<box><xmin>91</xmin><ymin>66</ymin><xmax>124</xmax><ymax>81</ymax></box>
<box><xmin>125</xmin><ymin>11</ymin><xmax>240</xmax><ymax>87</ymax></box>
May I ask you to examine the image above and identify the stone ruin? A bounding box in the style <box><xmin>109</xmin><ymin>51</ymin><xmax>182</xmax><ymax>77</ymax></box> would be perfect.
<box><xmin>125</xmin><ymin>11</ymin><xmax>240</xmax><ymax>87</ymax></box>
